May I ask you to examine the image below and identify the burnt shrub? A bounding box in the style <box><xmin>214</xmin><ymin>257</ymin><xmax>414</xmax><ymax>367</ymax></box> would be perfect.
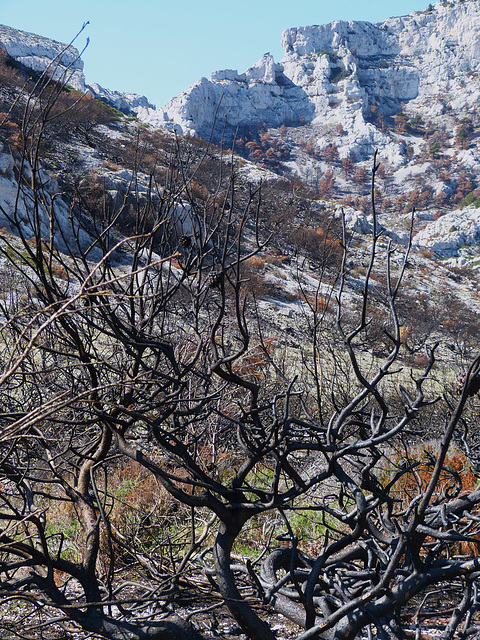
<box><xmin>288</xmin><ymin>225</ymin><xmax>343</xmax><ymax>269</ymax></box>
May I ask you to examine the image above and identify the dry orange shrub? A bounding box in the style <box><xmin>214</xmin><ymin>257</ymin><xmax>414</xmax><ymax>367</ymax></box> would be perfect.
<box><xmin>240</xmin><ymin>255</ymin><xmax>282</xmax><ymax>299</ymax></box>
<box><xmin>189</xmin><ymin>179</ymin><xmax>209</xmax><ymax>201</ymax></box>
<box><xmin>232</xmin><ymin>337</ymin><xmax>280</xmax><ymax>381</ymax></box>
<box><xmin>107</xmin><ymin>460</ymin><xmax>177</xmax><ymax>532</ymax></box>
<box><xmin>244</xmin><ymin>254</ymin><xmax>267</xmax><ymax>270</ymax></box>
<box><xmin>0</xmin><ymin>112</ymin><xmax>24</xmax><ymax>151</ymax></box>
<box><xmin>288</xmin><ymin>225</ymin><xmax>343</xmax><ymax>269</ymax></box>
<box><xmin>390</xmin><ymin>446</ymin><xmax>480</xmax><ymax>555</ymax></box>
<box><xmin>301</xmin><ymin>293</ymin><xmax>330</xmax><ymax>313</ymax></box>
<box><xmin>399</xmin><ymin>325</ymin><xmax>410</xmax><ymax>344</ymax></box>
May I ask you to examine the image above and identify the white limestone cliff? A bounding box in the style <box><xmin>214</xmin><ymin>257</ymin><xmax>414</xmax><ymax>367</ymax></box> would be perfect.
<box><xmin>4</xmin><ymin>3</ymin><xmax>480</xmax><ymax>264</ymax></box>
<box><xmin>159</xmin><ymin>0</ymin><xmax>480</xmax><ymax>164</ymax></box>
<box><xmin>413</xmin><ymin>205</ymin><xmax>480</xmax><ymax>258</ymax></box>
<box><xmin>0</xmin><ymin>24</ymin><xmax>86</xmax><ymax>91</ymax></box>
<box><xmin>0</xmin><ymin>24</ymin><xmax>153</xmax><ymax>116</ymax></box>
<box><xmin>86</xmin><ymin>82</ymin><xmax>155</xmax><ymax>116</ymax></box>
<box><xmin>0</xmin><ymin>142</ymin><xmax>95</xmax><ymax>257</ymax></box>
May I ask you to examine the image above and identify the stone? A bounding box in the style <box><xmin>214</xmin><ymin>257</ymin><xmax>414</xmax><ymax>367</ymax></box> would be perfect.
<box><xmin>413</xmin><ymin>205</ymin><xmax>480</xmax><ymax>258</ymax></box>
<box><xmin>0</xmin><ymin>23</ymin><xmax>86</xmax><ymax>91</ymax></box>
<box><xmin>87</xmin><ymin>83</ymin><xmax>155</xmax><ymax>115</ymax></box>
<box><xmin>155</xmin><ymin>0</ymin><xmax>480</xmax><ymax>161</ymax></box>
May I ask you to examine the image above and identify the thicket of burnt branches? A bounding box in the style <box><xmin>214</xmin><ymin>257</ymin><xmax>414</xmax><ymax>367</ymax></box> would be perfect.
<box><xmin>0</xmin><ymin>48</ymin><xmax>480</xmax><ymax>640</ymax></box>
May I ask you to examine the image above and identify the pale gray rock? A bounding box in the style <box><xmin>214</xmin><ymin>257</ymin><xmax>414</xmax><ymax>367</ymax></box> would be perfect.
<box><xmin>210</xmin><ymin>69</ymin><xmax>243</xmax><ymax>82</ymax></box>
<box><xmin>156</xmin><ymin>0</ymin><xmax>480</xmax><ymax>163</ymax></box>
<box><xmin>0</xmin><ymin>152</ymin><xmax>14</xmax><ymax>181</ymax></box>
<box><xmin>0</xmin><ymin>23</ymin><xmax>86</xmax><ymax>91</ymax></box>
<box><xmin>0</xmin><ymin>152</ymin><xmax>96</xmax><ymax>257</ymax></box>
<box><xmin>341</xmin><ymin>207</ymin><xmax>374</xmax><ymax>235</ymax></box>
<box><xmin>413</xmin><ymin>206</ymin><xmax>480</xmax><ymax>259</ymax></box>
<box><xmin>87</xmin><ymin>82</ymin><xmax>155</xmax><ymax>116</ymax></box>
<box><xmin>161</xmin><ymin>53</ymin><xmax>312</xmax><ymax>140</ymax></box>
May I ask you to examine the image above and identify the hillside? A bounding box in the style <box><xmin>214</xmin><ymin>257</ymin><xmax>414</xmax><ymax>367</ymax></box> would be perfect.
<box><xmin>0</xmin><ymin>39</ymin><xmax>479</xmax><ymax>370</ymax></box>
<box><xmin>1</xmin><ymin>4</ymin><xmax>480</xmax><ymax>356</ymax></box>
<box><xmin>3</xmin><ymin>2</ymin><xmax>480</xmax><ymax>269</ymax></box>
<box><xmin>1</xmin><ymin>9</ymin><xmax>480</xmax><ymax>640</ymax></box>
<box><xmin>149</xmin><ymin>0</ymin><xmax>480</xmax><ymax>267</ymax></box>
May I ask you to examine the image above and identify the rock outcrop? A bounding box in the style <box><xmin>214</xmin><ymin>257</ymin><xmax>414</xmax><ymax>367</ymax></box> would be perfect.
<box><xmin>413</xmin><ymin>205</ymin><xmax>480</xmax><ymax>259</ymax></box>
<box><xmin>0</xmin><ymin>23</ymin><xmax>86</xmax><ymax>91</ymax></box>
<box><xmin>86</xmin><ymin>82</ymin><xmax>155</xmax><ymax>116</ymax></box>
<box><xmin>0</xmin><ymin>142</ymin><xmax>95</xmax><ymax>256</ymax></box>
<box><xmin>0</xmin><ymin>24</ymin><xmax>153</xmax><ymax>117</ymax></box>
<box><xmin>155</xmin><ymin>0</ymin><xmax>480</xmax><ymax>157</ymax></box>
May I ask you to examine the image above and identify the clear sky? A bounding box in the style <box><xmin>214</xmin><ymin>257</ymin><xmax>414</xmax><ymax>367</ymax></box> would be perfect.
<box><xmin>0</xmin><ymin>0</ymin><xmax>428</xmax><ymax>109</ymax></box>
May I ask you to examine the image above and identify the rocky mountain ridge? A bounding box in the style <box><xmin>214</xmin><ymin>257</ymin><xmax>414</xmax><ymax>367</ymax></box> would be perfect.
<box><xmin>3</xmin><ymin>3</ymin><xmax>480</xmax><ymax>269</ymax></box>
<box><xmin>2</xmin><ymin>13</ymin><xmax>480</xmax><ymax>640</ymax></box>
<box><xmin>154</xmin><ymin>0</ymin><xmax>480</xmax><ymax>154</ymax></box>
<box><xmin>141</xmin><ymin>0</ymin><xmax>480</xmax><ymax>267</ymax></box>
<box><xmin>4</xmin><ymin>2</ymin><xmax>480</xmax><ymax>161</ymax></box>
<box><xmin>0</xmin><ymin>23</ymin><xmax>86</xmax><ymax>91</ymax></box>
<box><xmin>0</xmin><ymin>24</ymin><xmax>155</xmax><ymax>116</ymax></box>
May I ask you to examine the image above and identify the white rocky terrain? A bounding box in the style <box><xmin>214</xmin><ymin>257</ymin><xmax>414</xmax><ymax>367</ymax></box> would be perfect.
<box><xmin>2</xmin><ymin>12</ymin><xmax>480</xmax><ymax>640</ymax></box>
<box><xmin>153</xmin><ymin>0</ymin><xmax>480</xmax><ymax>157</ymax></box>
<box><xmin>146</xmin><ymin>0</ymin><xmax>480</xmax><ymax>267</ymax></box>
<box><xmin>0</xmin><ymin>140</ymin><xmax>101</xmax><ymax>258</ymax></box>
<box><xmin>0</xmin><ymin>23</ymin><xmax>86</xmax><ymax>91</ymax></box>
<box><xmin>2</xmin><ymin>0</ymin><xmax>480</xmax><ymax>268</ymax></box>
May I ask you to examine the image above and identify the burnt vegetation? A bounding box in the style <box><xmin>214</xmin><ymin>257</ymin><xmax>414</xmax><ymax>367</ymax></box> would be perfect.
<box><xmin>0</xmin><ymin>47</ymin><xmax>480</xmax><ymax>640</ymax></box>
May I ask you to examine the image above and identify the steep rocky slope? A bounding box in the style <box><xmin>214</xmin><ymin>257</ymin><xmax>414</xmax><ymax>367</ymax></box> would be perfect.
<box><xmin>1</xmin><ymin>2</ymin><xmax>480</xmax><ymax>322</ymax></box>
<box><xmin>0</xmin><ymin>23</ymin><xmax>86</xmax><ymax>90</ymax></box>
<box><xmin>155</xmin><ymin>0</ymin><xmax>480</xmax><ymax>156</ymax></box>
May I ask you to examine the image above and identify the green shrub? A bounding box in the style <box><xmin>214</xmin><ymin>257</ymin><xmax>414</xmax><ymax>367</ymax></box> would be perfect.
<box><xmin>330</xmin><ymin>66</ymin><xmax>351</xmax><ymax>83</ymax></box>
<box><xmin>459</xmin><ymin>190</ymin><xmax>480</xmax><ymax>209</ymax></box>
<box><xmin>429</xmin><ymin>141</ymin><xmax>441</xmax><ymax>157</ymax></box>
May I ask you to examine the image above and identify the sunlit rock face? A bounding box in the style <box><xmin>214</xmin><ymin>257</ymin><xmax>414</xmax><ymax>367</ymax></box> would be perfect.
<box><xmin>150</xmin><ymin>53</ymin><xmax>314</xmax><ymax>140</ymax></box>
<box><xmin>0</xmin><ymin>24</ymin><xmax>86</xmax><ymax>91</ymax></box>
<box><xmin>86</xmin><ymin>82</ymin><xmax>155</xmax><ymax>116</ymax></box>
<box><xmin>158</xmin><ymin>0</ymin><xmax>480</xmax><ymax>154</ymax></box>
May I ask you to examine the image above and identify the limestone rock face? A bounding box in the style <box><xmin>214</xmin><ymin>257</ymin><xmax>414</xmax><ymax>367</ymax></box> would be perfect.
<box><xmin>87</xmin><ymin>82</ymin><xmax>155</xmax><ymax>116</ymax></box>
<box><xmin>413</xmin><ymin>206</ymin><xmax>480</xmax><ymax>258</ymax></box>
<box><xmin>159</xmin><ymin>53</ymin><xmax>313</xmax><ymax>140</ymax></box>
<box><xmin>0</xmin><ymin>24</ymin><xmax>154</xmax><ymax>115</ymax></box>
<box><xmin>159</xmin><ymin>0</ymin><xmax>480</xmax><ymax>153</ymax></box>
<box><xmin>155</xmin><ymin>53</ymin><xmax>313</xmax><ymax>139</ymax></box>
<box><xmin>0</xmin><ymin>145</ymin><xmax>95</xmax><ymax>256</ymax></box>
<box><xmin>0</xmin><ymin>24</ymin><xmax>86</xmax><ymax>91</ymax></box>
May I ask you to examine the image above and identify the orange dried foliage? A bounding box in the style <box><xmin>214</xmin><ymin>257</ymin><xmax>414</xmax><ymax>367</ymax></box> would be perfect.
<box><xmin>390</xmin><ymin>447</ymin><xmax>480</xmax><ymax>555</ymax></box>
<box><xmin>0</xmin><ymin>113</ymin><xmax>24</xmax><ymax>151</ymax></box>
<box><xmin>245</xmin><ymin>255</ymin><xmax>267</xmax><ymax>270</ymax></box>
<box><xmin>108</xmin><ymin>460</ymin><xmax>177</xmax><ymax>518</ymax></box>
<box><xmin>232</xmin><ymin>337</ymin><xmax>280</xmax><ymax>382</ymax></box>
<box><xmin>302</xmin><ymin>294</ymin><xmax>330</xmax><ymax>313</ymax></box>
<box><xmin>399</xmin><ymin>325</ymin><xmax>410</xmax><ymax>344</ymax></box>
<box><xmin>53</xmin><ymin>568</ymin><xmax>69</xmax><ymax>587</ymax></box>
<box><xmin>189</xmin><ymin>180</ymin><xmax>209</xmax><ymax>201</ymax></box>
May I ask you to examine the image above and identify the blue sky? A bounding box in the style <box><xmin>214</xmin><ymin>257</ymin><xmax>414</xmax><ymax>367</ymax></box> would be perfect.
<box><xmin>0</xmin><ymin>0</ymin><xmax>428</xmax><ymax>109</ymax></box>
